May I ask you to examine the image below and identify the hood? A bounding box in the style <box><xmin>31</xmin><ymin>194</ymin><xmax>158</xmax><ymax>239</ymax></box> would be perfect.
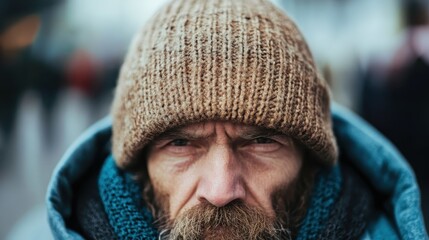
<box><xmin>332</xmin><ymin>104</ymin><xmax>427</xmax><ymax>240</ymax></box>
<box><xmin>46</xmin><ymin>104</ymin><xmax>428</xmax><ymax>239</ymax></box>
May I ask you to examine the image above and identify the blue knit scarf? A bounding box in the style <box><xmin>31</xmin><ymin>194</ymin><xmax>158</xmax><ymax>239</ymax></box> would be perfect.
<box><xmin>98</xmin><ymin>155</ymin><xmax>158</xmax><ymax>239</ymax></box>
<box><xmin>98</xmin><ymin>155</ymin><xmax>342</xmax><ymax>240</ymax></box>
<box><xmin>296</xmin><ymin>164</ymin><xmax>342</xmax><ymax>240</ymax></box>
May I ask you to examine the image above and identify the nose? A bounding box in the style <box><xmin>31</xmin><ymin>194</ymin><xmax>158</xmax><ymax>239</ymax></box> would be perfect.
<box><xmin>196</xmin><ymin>145</ymin><xmax>246</xmax><ymax>207</ymax></box>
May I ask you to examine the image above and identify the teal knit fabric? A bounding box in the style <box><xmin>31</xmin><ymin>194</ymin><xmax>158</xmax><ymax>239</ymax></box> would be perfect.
<box><xmin>98</xmin><ymin>155</ymin><xmax>158</xmax><ymax>240</ymax></box>
<box><xmin>296</xmin><ymin>164</ymin><xmax>342</xmax><ymax>240</ymax></box>
<box><xmin>99</xmin><ymin>154</ymin><xmax>342</xmax><ymax>239</ymax></box>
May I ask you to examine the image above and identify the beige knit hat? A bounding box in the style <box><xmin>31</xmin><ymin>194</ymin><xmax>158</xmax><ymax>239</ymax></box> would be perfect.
<box><xmin>111</xmin><ymin>0</ymin><xmax>338</xmax><ymax>169</ymax></box>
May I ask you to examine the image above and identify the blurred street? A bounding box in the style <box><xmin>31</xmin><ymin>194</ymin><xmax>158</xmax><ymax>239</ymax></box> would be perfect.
<box><xmin>1</xmin><ymin>89</ymin><xmax>111</xmax><ymax>239</ymax></box>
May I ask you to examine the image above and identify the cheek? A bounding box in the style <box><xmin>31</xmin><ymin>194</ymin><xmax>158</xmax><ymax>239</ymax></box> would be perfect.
<box><xmin>148</xmin><ymin>157</ymin><xmax>199</xmax><ymax>219</ymax></box>
<box><xmin>244</xmin><ymin>152</ymin><xmax>303</xmax><ymax>214</ymax></box>
<box><xmin>271</xmin><ymin>154</ymin><xmax>302</xmax><ymax>197</ymax></box>
<box><xmin>150</xmin><ymin>178</ymin><xmax>170</xmax><ymax>213</ymax></box>
<box><xmin>147</xmin><ymin>157</ymin><xmax>172</xmax><ymax>215</ymax></box>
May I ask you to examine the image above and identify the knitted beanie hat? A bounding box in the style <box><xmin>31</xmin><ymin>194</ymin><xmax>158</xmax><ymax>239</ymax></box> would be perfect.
<box><xmin>111</xmin><ymin>0</ymin><xmax>338</xmax><ymax>169</ymax></box>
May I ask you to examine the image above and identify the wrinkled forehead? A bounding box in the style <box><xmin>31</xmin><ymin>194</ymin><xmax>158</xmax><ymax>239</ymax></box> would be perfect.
<box><xmin>153</xmin><ymin>121</ymin><xmax>286</xmax><ymax>141</ymax></box>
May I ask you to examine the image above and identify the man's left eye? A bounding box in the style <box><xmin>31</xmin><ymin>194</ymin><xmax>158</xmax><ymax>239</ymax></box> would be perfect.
<box><xmin>169</xmin><ymin>139</ymin><xmax>190</xmax><ymax>146</ymax></box>
<box><xmin>252</xmin><ymin>137</ymin><xmax>275</xmax><ymax>144</ymax></box>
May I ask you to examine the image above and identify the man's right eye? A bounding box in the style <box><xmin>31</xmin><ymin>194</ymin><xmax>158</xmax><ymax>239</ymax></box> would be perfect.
<box><xmin>169</xmin><ymin>139</ymin><xmax>190</xmax><ymax>146</ymax></box>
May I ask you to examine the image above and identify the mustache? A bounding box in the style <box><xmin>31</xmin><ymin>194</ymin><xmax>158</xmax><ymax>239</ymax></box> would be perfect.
<box><xmin>160</xmin><ymin>201</ymin><xmax>292</xmax><ymax>240</ymax></box>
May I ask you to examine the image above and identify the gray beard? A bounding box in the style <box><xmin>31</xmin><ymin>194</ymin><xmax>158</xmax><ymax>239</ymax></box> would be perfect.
<box><xmin>157</xmin><ymin>201</ymin><xmax>294</xmax><ymax>240</ymax></box>
<box><xmin>158</xmin><ymin>227</ymin><xmax>293</xmax><ymax>240</ymax></box>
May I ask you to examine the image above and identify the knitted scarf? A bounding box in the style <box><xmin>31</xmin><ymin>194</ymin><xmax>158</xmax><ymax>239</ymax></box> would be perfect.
<box><xmin>98</xmin><ymin>155</ymin><xmax>158</xmax><ymax>239</ymax></box>
<box><xmin>98</xmin><ymin>155</ymin><xmax>371</xmax><ymax>240</ymax></box>
<box><xmin>296</xmin><ymin>164</ymin><xmax>342</xmax><ymax>239</ymax></box>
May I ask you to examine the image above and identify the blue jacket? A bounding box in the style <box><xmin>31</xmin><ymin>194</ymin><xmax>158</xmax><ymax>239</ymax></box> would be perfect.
<box><xmin>46</xmin><ymin>104</ymin><xmax>428</xmax><ymax>239</ymax></box>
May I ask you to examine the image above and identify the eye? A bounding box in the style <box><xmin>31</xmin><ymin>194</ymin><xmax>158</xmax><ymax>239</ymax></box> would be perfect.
<box><xmin>253</xmin><ymin>137</ymin><xmax>276</xmax><ymax>144</ymax></box>
<box><xmin>169</xmin><ymin>139</ymin><xmax>190</xmax><ymax>146</ymax></box>
<box><xmin>244</xmin><ymin>137</ymin><xmax>281</xmax><ymax>153</ymax></box>
<box><xmin>252</xmin><ymin>137</ymin><xmax>275</xmax><ymax>144</ymax></box>
<box><xmin>163</xmin><ymin>138</ymin><xmax>197</xmax><ymax>156</ymax></box>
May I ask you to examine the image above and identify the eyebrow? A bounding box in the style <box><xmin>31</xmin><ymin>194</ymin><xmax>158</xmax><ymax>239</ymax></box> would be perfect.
<box><xmin>238</xmin><ymin>127</ymin><xmax>284</xmax><ymax>140</ymax></box>
<box><xmin>154</xmin><ymin>128</ymin><xmax>215</xmax><ymax>141</ymax></box>
<box><xmin>154</xmin><ymin>125</ymin><xmax>284</xmax><ymax>142</ymax></box>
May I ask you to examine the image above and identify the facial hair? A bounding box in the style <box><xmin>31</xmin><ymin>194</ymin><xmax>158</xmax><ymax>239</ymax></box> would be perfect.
<box><xmin>160</xmin><ymin>200</ymin><xmax>289</xmax><ymax>240</ymax></box>
<box><xmin>141</xmin><ymin>155</ymin><xmax>318</xmax><ymax>240</ymax></box>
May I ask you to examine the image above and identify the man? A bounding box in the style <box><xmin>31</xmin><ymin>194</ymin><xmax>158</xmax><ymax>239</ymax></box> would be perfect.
<box><xmin>47</xmin><ymin>0</ymin><xmax>428</xmax><ymax>239</ymax></box>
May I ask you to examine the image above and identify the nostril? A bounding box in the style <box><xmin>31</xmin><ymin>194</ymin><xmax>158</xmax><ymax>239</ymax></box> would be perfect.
<box><xmin>206</xmin><ymin>196</ymin><xmax>236</xmax><ymax>207</ymax></box>
<box><xmin>198</xmin><ymin>195</ymin><xmax>208</xmax><ymax>203</ymax></box>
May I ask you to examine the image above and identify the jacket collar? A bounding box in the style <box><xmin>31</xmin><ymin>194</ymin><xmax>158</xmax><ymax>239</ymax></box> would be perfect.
<box><xmin>46</xmin><ymin>105</ymin><xmax>428</xmax><ymax>239</ymax></box>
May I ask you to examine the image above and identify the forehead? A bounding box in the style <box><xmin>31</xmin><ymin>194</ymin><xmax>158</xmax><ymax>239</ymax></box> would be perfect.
<box><xmin>157</xmin><ymin>121</ymin><xmax>282</xmax><ymax>138</ymax></box>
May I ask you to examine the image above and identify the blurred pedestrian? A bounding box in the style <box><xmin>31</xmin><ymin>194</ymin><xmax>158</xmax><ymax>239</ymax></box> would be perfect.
<box><xmin>359</xmin><ymin>0</ymin><xmax>429</xmax><ymax>230</ymax></box>
<box><xmin>0</xmin><ymin>13</ymin><xmax>41</xmax><ymax>158</ymax></box>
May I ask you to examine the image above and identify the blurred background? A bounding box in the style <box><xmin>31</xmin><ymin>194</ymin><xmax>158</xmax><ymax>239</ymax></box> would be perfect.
<box><xmin>0</xmin><ymin>0</ymin><xmax>428</xmax><ymax>238</ymax></box>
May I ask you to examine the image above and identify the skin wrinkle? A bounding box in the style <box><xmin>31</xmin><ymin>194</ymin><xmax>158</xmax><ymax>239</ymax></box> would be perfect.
<box><xmin>141</xmin><ymin>158</ymin><xmax>315</xmax><ymax>240</ymax></box>
<box><xmin>140</xmin><ymin>121</ymin><xmax>316</xmax><ymax>239</ymax></box>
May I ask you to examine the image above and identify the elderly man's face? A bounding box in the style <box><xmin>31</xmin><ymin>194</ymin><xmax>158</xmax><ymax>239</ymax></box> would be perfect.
<box><xmin>146</xmin><ymin>121</ymin><xmax>305</xmax><ymax>239</ymax></box>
